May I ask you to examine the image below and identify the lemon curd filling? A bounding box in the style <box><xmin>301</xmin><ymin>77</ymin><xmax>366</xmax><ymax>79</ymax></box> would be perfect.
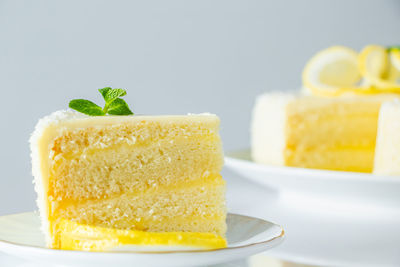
<box><xmin>30</xmin><ymin>111</ymin><xmax>227</xmax><ymax>250</ymax></box>
<box><xmin>59</xmin><ymin>220</ymin><xmax>227</xmax><ymax>251</ymax></box>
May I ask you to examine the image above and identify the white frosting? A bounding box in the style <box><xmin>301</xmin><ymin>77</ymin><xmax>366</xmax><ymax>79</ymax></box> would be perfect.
<box><xmin>373</xmin><ymin>99</ymin><xmax>400</xmax><ymax>175</ymax></box>
<box><xmin>251</xmin><ymin>92</ymin><xmax>295</xmax><ymax>165</ymax></box>
<box><xmin>29</xmin><ymin>110</ymin><xmax>83</xmax><ymax>244</ymax></box>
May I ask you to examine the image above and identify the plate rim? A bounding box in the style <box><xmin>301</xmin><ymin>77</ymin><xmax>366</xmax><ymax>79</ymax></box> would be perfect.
<box><xmin>225</xmin><ymin>149</ymin><xmax>400</xmax><ymax>184</ymax></box>
<box><xmin>0</xmin><ymin>211</ymin><xmax>284</xmax><ymax>255</ymax></box>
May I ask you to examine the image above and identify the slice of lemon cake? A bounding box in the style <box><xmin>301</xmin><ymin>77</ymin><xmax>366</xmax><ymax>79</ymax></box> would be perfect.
<box><xmin>374</xmin><ymin>100</ymin><xmax>400</xmax><ymax>175</ymax></box>
<box><xmin>30</xmin><ymin>110</ymin><xmax>226</xmax><ymax>250</ymax></box>
<box><xmin>251</xmin><ymin>92</ymin><xmax>397</xmax><ymax>172</ymax></box>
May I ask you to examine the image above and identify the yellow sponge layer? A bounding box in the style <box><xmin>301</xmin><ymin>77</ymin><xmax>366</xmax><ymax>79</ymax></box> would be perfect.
<box><xmin>30</xmin><ymin>112</ymin><xmax>226</xmax><ymax>249</ymax></box>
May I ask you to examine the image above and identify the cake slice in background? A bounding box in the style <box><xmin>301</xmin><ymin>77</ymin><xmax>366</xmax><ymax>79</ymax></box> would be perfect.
<box><xmin>251</xmin><ymin>92</ymin><xmax>397</xmax><ymax>172</ymax></box>
<box><xmin>251</xmin><ymin>44</ymin><xmax>400</xmax><ymax>173</ymax></box>
<box><xmin>30</xmin><ymin>110</ymin><xmax>226</xmax><ymax>250</ymax></box>
<box><xmin>374</xmin><ymin>100</ymin><xmax>400</xmax><ymax>175</ymax></box>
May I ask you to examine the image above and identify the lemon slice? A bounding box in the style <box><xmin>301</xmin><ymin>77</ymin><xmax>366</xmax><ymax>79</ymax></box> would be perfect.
<box><xmin>58</xmin><ymin>220</ymin><xmax>227</xmax><ymax>251</ymax></box>
<box><xmin>302</xmin><ymin>46</ymin><xmax>363</xmax><ymax>96</ymax></box>
<box><xmin>359</xmin><ymin>45</ymin><xmax>400</xmax><ymax>90</ymax></box>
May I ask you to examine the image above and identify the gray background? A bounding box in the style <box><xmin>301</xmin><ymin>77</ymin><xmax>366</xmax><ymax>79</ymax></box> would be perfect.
<box><xmin>0</xmin><ymin>0</ymin><xmax>399</xmax><ymax>214</ymax></box>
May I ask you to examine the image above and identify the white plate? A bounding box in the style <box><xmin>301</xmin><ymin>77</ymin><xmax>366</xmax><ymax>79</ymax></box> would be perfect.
<box><xmin>0</xmin><ymin>212</ymin><xmax>284</xmax><ymax>267</ymax></box>
<box><xmin>225</xmin><ymin>149</ymin><xmax>400</xmax><ymax>205</ymax></box>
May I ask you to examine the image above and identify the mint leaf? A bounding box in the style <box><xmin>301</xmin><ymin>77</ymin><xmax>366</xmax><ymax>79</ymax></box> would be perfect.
<box><xmin>107</xmin><ymin>98</ymin><xmax>134</xmax><ymax>115</ymax></box>
<box><xmin>98</xmin><ymin>87</ymin><xmax>112</xmax><ymax>99</ymax></box>
<box><xmin>387</xmin><ymin>46</ymin><xmax>400</xmax><ymax>51</ymax></box>
<box><xmin>99</xmin><ymin>88</ymin><xmax>126</xmax><ymax>103</ymax></box>
<box><xmin>69</xmin><ymin>99</ymin><xmax>105</xmax><ymax>116</ymax></box>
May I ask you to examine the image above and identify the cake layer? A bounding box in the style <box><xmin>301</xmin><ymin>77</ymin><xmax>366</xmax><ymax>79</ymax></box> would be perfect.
<box><xmin>52</xmin><ymin>176</ymin><xmax>226</xmax><ymax>230</ymax></box>
<box><xmin>374</xmin><ymin>100</ymin><xmax>400</xmax><ymax>175</ymax></box>
<box><xmin>51</xmin><ymin>176</ymin><xmax>226</xmax><ymax>248</ymax></box>
<box><xmin>252</xmin><ymin>92</ymin><xmax>398</xmax><ymax>172</ymax></box>
<box><xmin>49</xmin><ymin>134</ymin><xmax>221</xmax><ymax>200</ymax></box>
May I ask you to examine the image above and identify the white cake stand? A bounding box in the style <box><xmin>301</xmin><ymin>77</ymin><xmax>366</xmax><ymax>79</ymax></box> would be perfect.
<box><xmin>225</xmin><ymin>150</ymin><xmax>400</xmax><ymax>267</ymax></box>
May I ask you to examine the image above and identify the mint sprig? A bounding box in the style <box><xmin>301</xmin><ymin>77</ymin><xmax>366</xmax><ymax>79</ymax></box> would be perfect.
<box><xmin>387</xmin><ymin>46</ymin><xmax>400</xmax><ymax>52</ymax></box>
<box><xmin>69</xmin><ymin>87</ymin><xmax>134</xmax><ymax>116</ymax></box>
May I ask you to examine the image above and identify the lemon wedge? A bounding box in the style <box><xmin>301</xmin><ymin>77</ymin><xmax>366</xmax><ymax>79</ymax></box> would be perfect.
<box><xmin>302</xmin><ymin>46</ymin><xmax>363</xmax><ymax>96</ymax></box>
<box><xmin>359</xmin><ymin>45</ymin><xmax>400</xmax><ymax>90</ymax></box>
<box><xmin>58</xmin><ymin>220</ymin><xmax>227</xmax><ymax>251</ymax></box>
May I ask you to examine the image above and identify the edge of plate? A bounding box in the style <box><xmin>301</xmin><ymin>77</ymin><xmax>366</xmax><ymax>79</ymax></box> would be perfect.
<box><xmin>225</xmin><ymin>149</ymin><xmax>400</xmax><ymax>184</ymax></box>
<box><xmin>0</xmin><ymin>212</ymin><xmax>284</xmax><ymax>255</ymax></box>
